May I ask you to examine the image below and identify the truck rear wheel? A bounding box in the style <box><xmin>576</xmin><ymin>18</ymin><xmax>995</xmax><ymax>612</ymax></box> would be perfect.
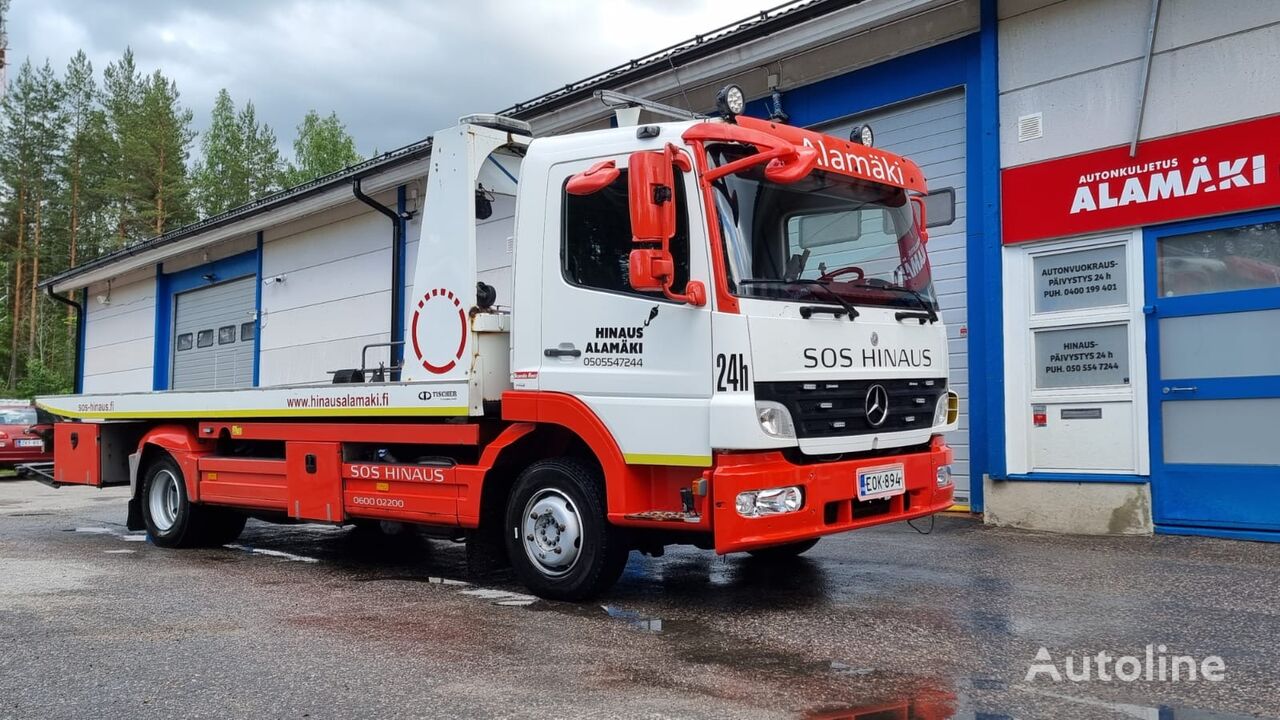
<box><xmin>141</xmin><ymin>454</ymin><xmax>244</xmax><ymax>548</ymax></box>
<box><xmin>504</xmin><ymin>458</ymin><xmax>627</xmax><ymax>601</ymax></box>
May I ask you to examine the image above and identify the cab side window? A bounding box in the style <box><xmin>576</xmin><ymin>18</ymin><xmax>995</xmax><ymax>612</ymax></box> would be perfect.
<box><xmin>562</xmin><ymin>167</ymin><xmax>689</xmax><ymax>299</ymax></box>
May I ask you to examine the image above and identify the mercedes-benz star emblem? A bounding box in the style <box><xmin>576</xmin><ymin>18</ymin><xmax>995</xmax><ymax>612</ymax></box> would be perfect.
<box><xmin>865</xmin><ymin>384</ymin><xmax>890</xmax><ymax>427</ymax></box>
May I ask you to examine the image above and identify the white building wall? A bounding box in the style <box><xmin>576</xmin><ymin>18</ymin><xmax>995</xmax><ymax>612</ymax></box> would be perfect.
<box><xmin>259</xmin><ymin>197</ymin><xmax>397</xmax><ymax>386</ymax></box>
<box><xmin>82</xmin><ymin>270</ymin><xmax>156</xmax><ymax>393</ymax></box>
<box><xmin>999</xmin><ymin>0</ymin><xmax>1280</xmax><ymax>168</ymax></box>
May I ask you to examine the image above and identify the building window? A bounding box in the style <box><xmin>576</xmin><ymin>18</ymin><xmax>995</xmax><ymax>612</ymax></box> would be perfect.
<box><xmin>561</xmin><ymin>167</ymin><xmax>689</xmax><ymax>298</ymax></box>
<box><xmin>176</xmin><ymin>333</ymin><xmax>193</xmax><ymax>351</ymax></box>
<box><xmin>218</xmin><ymin>325</ymin><xmax>236</xmax><ymax>345</ymax></box>
<box><xmin>1157</xmin><ymin>220</ymin><xmax>1280</xmax><ymax>297</ymax></box>
<box><xmin>240</xmin><ymin>321</ymin><xmax>255</xmax><ymax>342</ymax></box>
<box><xmin>197</xmin><ymin>330</ymin><xmax>214</xmax><ymax>348</ymax></box>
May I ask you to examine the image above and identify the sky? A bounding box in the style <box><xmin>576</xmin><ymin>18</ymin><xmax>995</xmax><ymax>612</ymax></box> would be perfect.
<box><xmin>4</xmin><ymin>0</ymin><xmax>760</xmax><ymax>157</ymax></box>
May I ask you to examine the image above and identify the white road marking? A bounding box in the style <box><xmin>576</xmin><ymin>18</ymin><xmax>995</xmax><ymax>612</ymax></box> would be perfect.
<box><xmin>223</xmin><ymin>544</ymin><xmax>320</xmax><ymax>563</ymax></box>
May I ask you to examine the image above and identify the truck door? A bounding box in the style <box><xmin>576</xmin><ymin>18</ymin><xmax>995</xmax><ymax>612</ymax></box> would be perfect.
<box><xmin>538</xmin><ymin>154</ymin><xmax>714</xmax><ymax>467</ymax></box>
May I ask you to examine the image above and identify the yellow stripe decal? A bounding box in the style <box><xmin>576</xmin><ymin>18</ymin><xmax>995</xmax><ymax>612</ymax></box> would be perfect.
<box><xmin>34</xmin><ymin>402</ymin><xmax>470</xmax><ymax>420</ymax></box>
<box><xmin>623</xmin><ymin>453</ymin><xmax>713</xmax><ymax>468</ymax></box>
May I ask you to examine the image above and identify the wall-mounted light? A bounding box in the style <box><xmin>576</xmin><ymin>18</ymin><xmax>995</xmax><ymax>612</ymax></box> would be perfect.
<box><xmin>263</xmin><ymin>274</ymin><xmax>286</xmax><ymax>286</ymax></box>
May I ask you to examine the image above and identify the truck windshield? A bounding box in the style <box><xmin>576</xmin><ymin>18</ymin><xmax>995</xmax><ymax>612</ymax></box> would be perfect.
<box><xmin>706</xmin><ymin>143</ymin><xmax>937</xmax><ymax>312</ymax></box>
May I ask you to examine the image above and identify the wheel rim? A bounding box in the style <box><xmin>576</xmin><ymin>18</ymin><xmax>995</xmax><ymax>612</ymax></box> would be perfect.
<box><xmin>148</xmin><ymin>469</ymin><xmax>181</xmax><ymax>533</ymax></box>
<box><xmin>521</xmin><ymin>489</ymin><xmax>583</xmax><ymax>577</ymax></box>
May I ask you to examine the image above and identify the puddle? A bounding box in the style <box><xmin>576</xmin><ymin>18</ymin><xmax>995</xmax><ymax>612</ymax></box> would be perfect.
<box><xmin>602</xmin><ymin>604</ymin><xmax>664</xmax><ymax>632</ymax></box>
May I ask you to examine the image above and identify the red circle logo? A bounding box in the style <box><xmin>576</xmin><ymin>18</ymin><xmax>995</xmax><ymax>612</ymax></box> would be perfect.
<box><xmin>410</xmin><ymin>288</ymin><xmax>467</xmax><ymax>374</ymax></box>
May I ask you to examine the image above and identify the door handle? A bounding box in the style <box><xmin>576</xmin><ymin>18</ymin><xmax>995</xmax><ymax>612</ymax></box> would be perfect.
<box><xmin>1162</xmin><ymin>386</ymin><xmax>1198</xmax><ymax>394</ymax></box>
<box><xmin>544</xmin><ymin>346</ymin><xmax>582</xmax><ymax>358</ymax></box>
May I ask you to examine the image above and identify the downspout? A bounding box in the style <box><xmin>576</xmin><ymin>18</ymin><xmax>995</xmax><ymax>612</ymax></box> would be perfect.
<box><xmin>352</xmin><ymin>178</ymin><xmax>404</xmax><ymax>380</ymax></box>
<box><xmin>45</xmin><ymin>285</ymin><xmax>85</xmax><ymax>394</ymax></box>
<box><xmin>1129</xmin><ymin>0</ymin><xmax>1161</xmax><ymax>156</ymax></box>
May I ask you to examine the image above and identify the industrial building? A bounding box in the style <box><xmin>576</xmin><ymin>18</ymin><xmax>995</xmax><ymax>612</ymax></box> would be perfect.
<box><xmin>39</xmin><ymin>0</ymin><xmax>1280</xmax><ymax>539</ymax></box>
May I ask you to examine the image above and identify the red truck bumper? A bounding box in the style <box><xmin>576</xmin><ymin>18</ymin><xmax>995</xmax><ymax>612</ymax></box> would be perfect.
<box><xmin>710</xmin><ymin>436</ymin><xmax>954</xmax><ymax>554</ymax></box>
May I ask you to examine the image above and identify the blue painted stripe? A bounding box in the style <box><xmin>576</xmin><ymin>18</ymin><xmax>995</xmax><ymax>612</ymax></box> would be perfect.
<box><xmin>151</xmin><ymin>249</ymin><xmax>260</xmax><ymax>391</ymax></box>
<box><xmin>971</xmin><ymin>0</ymin><xmax>1003</xmax><ymax>513</ymax></box>
<box><xmin>254</xmin><ymin>231</ymin><xmax>264</xmax><ymax>387</ymax></box>
<box><xmin>1000</xmin><ymin>473</ymin><xmax>1149</xmax><ymax>484</ymax></box>
<box><xmin>75</xmin><ymin>289</ymin><xmax>88</xmax><ymax>394</ymax></box>
<box><xmin>152</xmin><ymin>263</ymin><xmax>169</xmax><ymax>391</ymax></box>
<box><xmin>1156</xmin><ymin>525</ymin><xmax>1280</xmax><ymax>543</ymax></box>
<box><xmin>394</xmin><ymin>185</ymin><xmax>408</xmax><ymax>376</ymax></box>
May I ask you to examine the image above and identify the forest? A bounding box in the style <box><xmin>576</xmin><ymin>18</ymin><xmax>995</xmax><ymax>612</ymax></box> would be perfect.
<box><xmin>0</xmin><ymin>16</ymin><xmax>365</xmax><ymax>396</ymax></box>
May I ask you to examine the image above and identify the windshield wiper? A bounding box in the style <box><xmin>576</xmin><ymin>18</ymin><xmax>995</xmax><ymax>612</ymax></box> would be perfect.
<box><xmin>876</xmin><ymin>285</ymin><xmax>938</xmax><ymax>323</ymax></box>
<box><xmin>738</xmin><ymin>278</ymin><xmax>859</xmax><ymax>321</ymax></box>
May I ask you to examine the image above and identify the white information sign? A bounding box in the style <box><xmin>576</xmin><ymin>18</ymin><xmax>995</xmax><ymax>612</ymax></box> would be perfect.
<box><xmin>1033</xmin><ymin>245</ymin><xmax>1127</xmax><ymax>313</ymax></box>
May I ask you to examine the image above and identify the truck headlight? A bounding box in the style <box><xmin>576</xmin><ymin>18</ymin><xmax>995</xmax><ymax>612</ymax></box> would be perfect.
<box><xmin>936</xmin><ymin>464</ymin><xmax>953</xmax><ymax>487</ymax></box>
<box><xmin>933</xmin><ymin>395</ymin><xmax>949</xmax><ymax>427</ymax></box>
<box><xmin>736</xmin><ymin>486</ymin><xmax>803</xmax><ymax>517</ymax></box>
<box><xmin>934</xmin><ymin>391</ymin><xmax>960</xmax><ymax>427</ymax></box>
<box><xmin>756</xmin><ymin>401</ymin><xmax>795</xmax><ymax>439</ymax></box>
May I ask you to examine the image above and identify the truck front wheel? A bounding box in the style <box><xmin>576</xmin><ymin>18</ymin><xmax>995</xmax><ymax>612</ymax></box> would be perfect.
<box><xmin>504</xmin><ymin>458</ymin><xmax>628</xmax><ymax>601</ymax></box>
<box><xmin>141</xmin><ymin>454</ymin><xmax>245</xmax><ymax>548</ymax></box>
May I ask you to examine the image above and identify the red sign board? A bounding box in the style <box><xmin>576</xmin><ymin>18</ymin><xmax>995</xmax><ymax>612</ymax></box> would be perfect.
<box><xmin>1002</xmin><ymin>114</ymin><xmax>1280</xmax><ymax>244</ymax></box>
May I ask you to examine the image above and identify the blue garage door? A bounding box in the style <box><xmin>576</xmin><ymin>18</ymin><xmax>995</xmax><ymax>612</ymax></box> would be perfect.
<box><xmin>1147</xmin><ymin>211</ymin><xmax>1280</xmax><ymax>538</ymax></box>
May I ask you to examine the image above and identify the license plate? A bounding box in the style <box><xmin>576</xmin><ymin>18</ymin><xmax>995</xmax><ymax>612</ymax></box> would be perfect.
<box><xmin>16</xmin><ymin>439</ymin><xmax>42</xmax><ymax>448</ymax></box>
<box><xmin>857</xmin><ymin>464</ymin><xmax>906</xmax><ymax>501</ymax></box>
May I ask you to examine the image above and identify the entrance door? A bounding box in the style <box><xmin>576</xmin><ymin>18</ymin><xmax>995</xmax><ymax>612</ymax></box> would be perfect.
<box><xmin>538</xmin><ymin>154</ymin><xmax>714</xmax><ymax>466</ymax></box>
<box><xmin>1147</xmin><ymin>214</ymin><xmax>1280</xmax><ymax>535</ymax></box>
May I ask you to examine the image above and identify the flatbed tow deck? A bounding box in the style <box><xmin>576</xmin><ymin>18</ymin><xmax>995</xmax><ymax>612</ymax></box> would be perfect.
<box><xmin>36</xmin><ymin>89</ymin><xmax>959</xmax><ymax>600</ymax></box>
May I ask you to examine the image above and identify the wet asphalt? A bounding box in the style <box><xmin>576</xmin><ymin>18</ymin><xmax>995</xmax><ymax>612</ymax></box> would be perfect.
<box><xmin>0</xmin><ymin>479</ymin><xmax>1277</xmax><ymax>720</ymax></box>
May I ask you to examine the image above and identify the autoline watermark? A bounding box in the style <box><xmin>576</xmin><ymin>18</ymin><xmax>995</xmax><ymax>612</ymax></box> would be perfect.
<box><xmin>1026</xmin><ymin>646</ymin><xmax>1227</xmax><ymax>683</ymax></box>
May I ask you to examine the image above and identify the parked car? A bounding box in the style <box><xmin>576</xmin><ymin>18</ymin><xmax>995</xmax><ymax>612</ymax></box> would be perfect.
<box><xmin>0</xmin><ymin>402</ymin><xmax>52</xmax><ymax>470</ymax></box>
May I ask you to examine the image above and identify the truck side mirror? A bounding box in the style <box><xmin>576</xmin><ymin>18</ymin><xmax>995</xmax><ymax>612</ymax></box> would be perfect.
<box><xmin>566</xmin><ymin>159</ymin><xmax>620</xmax><ymax>195</ymax></box>
<box><xmin>910</xmin><ymin>195</ymin><xmax>930</xmax><ymax>245</ymax></box>
<box><xmin>627</xmin><ymin>147</ymin><xmax>705</xmax><ymax>306</ymax></box>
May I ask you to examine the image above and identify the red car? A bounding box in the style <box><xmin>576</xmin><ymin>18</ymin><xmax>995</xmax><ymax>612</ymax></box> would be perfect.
<box><xmin>0</xmin><ymin>402</ymin><xmax>52</xmax><ymax>469</ymax></box>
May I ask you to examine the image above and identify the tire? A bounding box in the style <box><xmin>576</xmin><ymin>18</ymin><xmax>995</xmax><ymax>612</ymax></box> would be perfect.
<box><xmin>747</xmin><ymin>538</ymin><xmax>820</xmax><ymax>560</ymax></box>
<box><xmin>504</xmin><ymin>458</ymin><xmax>628</xmax><ymax>601</ymax></box>
<box><xmin>140</xmin><ymin>455</ymin><xmax>204</xmax><ymax>548</ymax></box>
<box><xmin>140</xmin><ymin>454</ymin><xmax>245</xmax><ymax>547</ymax></box>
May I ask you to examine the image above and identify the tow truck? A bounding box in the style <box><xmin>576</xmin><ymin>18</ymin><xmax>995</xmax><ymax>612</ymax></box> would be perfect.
<box><xmin>33</xmin><ymin>86</ymin><xmax>958</xmax><ymax>600</ymax></box>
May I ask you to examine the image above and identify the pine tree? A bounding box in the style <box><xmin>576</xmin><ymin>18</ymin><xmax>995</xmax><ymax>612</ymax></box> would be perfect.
<box><xmin>193</xmin><ymin>90</ymin><xmax>283</xmax><ymax>217</ymax></box>
<box><xmin>286</xmin><ymin>110</ymin><xmax>361</xmax><ymax>185</ymax></box>
<box><xmin>132</xmin><ymin>70</ymin><xmax>195</xmax><ymax>235</ymax></box>
<box><xmin>192</xmin><ymin>88</ymin><xmax>247</xmax><ymax>217</ymax></box>
<box><xmin>57</xmin><ymin>51</ymin><xmax>110</xmax><ymax>345</ymax></box>
<box><xmin>239</xmin><ymin>100</ymin><xmax>283</xmax><ymax>199</ymax></box>
<box><xmin>102</xmin><ymin>49</ymin><xmax>144</xmax><ymax>246</ymax></box>
<box><xmin>0</xmin><ymin>60</ymin><xmax>65</xmax><ymax>384</ymax></box>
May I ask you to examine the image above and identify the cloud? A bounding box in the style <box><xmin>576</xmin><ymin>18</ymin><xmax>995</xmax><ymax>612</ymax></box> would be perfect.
<box><xmin>5</xmin><ymin>0</ymin><xmax>753</xmax><ymax>156</ymax></box>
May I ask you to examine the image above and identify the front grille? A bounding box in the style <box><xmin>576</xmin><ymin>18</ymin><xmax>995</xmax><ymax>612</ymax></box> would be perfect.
<box><xmin>756</xmin><ymin>377</ymin><xmax>947</xmax><ymax>439</ymax></box>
